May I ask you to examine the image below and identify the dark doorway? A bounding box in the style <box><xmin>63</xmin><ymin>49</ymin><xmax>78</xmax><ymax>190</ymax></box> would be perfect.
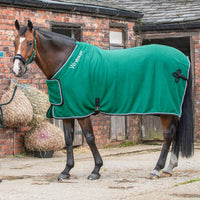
<box><xmin>141</xmin><ymin>37</ymin><xmax>190</xmax><ymax>141</ymax></box>
<box><xmin>143</xmin><ymin>37</ymin><xmax>190</xmax><ymax>57</ymax></box>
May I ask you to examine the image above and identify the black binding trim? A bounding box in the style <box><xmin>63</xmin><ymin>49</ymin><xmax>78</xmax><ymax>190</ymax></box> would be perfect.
<box><xmin>46</xmin><ymin>79</ymin><xmax>64</xmax><ymax>106</ymax></box>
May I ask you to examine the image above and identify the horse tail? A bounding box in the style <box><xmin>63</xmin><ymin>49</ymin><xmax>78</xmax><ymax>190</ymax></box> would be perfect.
<box><xmin>177</xmin><ymin>65</ymin><xmax>194</xmax><ymax>158</ymax></box>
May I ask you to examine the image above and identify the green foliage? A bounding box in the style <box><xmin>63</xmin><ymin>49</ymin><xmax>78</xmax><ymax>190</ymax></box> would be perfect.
<box><xmin>174</xmin><ymin>179</ymin><xmax>200</xmax><ymax>187</ymax></box>
<box><xmin>120</xmin><ymin>140</ymin><xmax>136</xmax><ymax>147</ymax></box>
<box><xmin>13</xmin><ymin>153</ymin><xmax>27</xmax><ymax>158</ymax></box>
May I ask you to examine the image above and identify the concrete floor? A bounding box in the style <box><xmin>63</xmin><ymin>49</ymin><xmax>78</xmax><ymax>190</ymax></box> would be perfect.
<box><xmin>0</xmin><ymin>145</ymin><xmax>200</xmax><ymax>200</ymax></box>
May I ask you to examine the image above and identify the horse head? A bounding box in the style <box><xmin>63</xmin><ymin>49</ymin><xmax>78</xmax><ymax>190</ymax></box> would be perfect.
<box><xmin>12</xmin><ymin>20</ymin><xmax>36</xmax><ymax>77</ymax></box>
<box><xmin>12</xmin><ymin>20</ymin><xmax>76</xmax><ymax>79</ymax></box>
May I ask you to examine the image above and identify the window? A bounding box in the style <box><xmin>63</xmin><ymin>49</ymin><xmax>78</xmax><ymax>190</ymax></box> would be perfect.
<box><xmin>109</xmin><ymin>28</ymin><xmax>125</xmax><ymax>50</ymax></box>
<box><xmin>51</xmin><ymin>23</ymin><xmax>82</xmax><ymax>41</ymax></box>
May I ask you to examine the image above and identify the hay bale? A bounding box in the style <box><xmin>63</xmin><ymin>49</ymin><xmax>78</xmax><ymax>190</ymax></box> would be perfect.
<box><xmin>25</xmin><ymin>122</ymin><xmax>65</xmax><ymax>152</ymax></box>
<box><xmin>0</xmin><ymin>86</ymin><xmax>33</xmax><ymax>128</ymax></box>
<box><xmin>11</xmin><ymin>81</ymin><xmax>50</xmax><ymax>126</ymax></box>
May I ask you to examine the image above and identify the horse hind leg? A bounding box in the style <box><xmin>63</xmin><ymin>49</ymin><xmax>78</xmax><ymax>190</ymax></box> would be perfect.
<box><xmin>78</xmin><ymin>117</ymin><xmax>103</xmax><ymax>180</ymax></box>
<box><xmin>149</xmin><ymin>115</ymin><xmax>177</xmax><ymax>179</ymax></box>
<box><xmin>162</xmin><ymin>137</ymin><xmax>179</xmax><ymax>176</ymax></box>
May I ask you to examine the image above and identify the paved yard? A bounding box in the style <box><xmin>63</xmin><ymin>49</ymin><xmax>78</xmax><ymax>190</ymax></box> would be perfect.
<box><xmin>0</xmin><ymin>145</ymin><xmax>200</xmax><ymax>200</ymax></box>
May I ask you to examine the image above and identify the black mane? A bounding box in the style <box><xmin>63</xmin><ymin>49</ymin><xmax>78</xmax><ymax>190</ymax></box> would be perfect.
<box><xmin>19</xmin><ymin>26</ymin><xmax>76</xmax><ymax>42</ymax></box>
<box><xmin>36</xmin><ymin>27</ymin><xmax>76</xmax><ymax>42</ymax></box>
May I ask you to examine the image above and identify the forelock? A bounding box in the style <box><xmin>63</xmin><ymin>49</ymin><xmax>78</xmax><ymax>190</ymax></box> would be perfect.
<box><xmin>19</xmin><ymin>26</ymin><xmax>27</xmax><ymax>36</ymax></box>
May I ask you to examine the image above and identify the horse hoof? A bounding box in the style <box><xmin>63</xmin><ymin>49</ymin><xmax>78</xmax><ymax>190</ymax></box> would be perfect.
<box><xmin>57</xmin><ymin>173</ymin><xmax>70</xmax><ymax>182</ymax></box>
<box><xmin>161</xmin><ymin>171</ymin><xmax>172</xmax><ymax>177</ymax></box>
<box><xmin>87</xmin><ymin>173</ymin><xmax>100</xmax><ymax>180</ymax></box>
<box><xmin>147</xmin><ymin>169</ymin><xmax>160</xmax><ymax>180</ymax></box>
<box><xmin>147</xmin><ymin>173</ymin><xmax>159</xmax><ymax>180</ymax></box>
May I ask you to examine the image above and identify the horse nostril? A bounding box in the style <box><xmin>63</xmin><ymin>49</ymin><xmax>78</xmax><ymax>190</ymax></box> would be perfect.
<box><xmin>11</xmin><ymin>67</ymin><xmax>15</xmax><ymax>75</ymax></box>
<box><xmin>19</xmin><ymin>66</ymin><xmax>22</xmax><ymax>74</ymax></box>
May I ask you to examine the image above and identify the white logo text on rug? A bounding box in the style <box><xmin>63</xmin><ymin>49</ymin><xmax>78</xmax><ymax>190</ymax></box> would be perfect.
<box><xmin>69</xmin><ymin>50</ymin><xmax>83</xmax><ymax>69</ymax></box>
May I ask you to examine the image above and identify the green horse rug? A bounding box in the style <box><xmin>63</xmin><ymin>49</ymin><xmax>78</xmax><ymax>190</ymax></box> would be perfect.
<box><xmin>46</xmin><ymin>42</ymin><xmax>190</xmax><ymax>119</ymax></box>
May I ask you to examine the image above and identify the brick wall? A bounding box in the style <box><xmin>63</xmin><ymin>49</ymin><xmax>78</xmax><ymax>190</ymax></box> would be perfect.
<box><xmin>0</xmin><ymin>5</ymin><xmax>138</xmax><ymax>157</ymax></box>
<box><xmin>193</xmin><ymin>33</ymin><xmax>200</xmax><ymax>141</ymax></box>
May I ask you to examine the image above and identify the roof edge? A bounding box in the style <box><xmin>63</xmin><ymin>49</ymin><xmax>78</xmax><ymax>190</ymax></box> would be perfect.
<box><xmin>0</xmin><ymin>0</ymin><xmax>143</xmax><ymax>20</ymax></box>
<box><xmin>134</xmin><ymin>21</ymin><xmax>200</xmax><ymax>33</ymax></box>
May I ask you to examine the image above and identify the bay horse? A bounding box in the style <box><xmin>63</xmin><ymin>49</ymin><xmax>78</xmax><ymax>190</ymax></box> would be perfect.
<box><xmin>12</xmin><ymin>20</ymin><xmax>194</xmax><ymax>181</ymax></box>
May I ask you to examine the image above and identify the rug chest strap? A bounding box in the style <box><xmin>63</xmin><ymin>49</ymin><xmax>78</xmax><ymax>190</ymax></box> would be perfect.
<box><xmin>94</xmin><ymin>98</ymin><xmax>100</xmax><ymax>115</ymax></box>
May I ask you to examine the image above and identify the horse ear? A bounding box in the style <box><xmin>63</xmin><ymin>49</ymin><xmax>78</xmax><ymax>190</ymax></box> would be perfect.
<box><xmin>28</xmin><ymin>20</ymin><xmax>33</xmax><ymax>31</ymax></box>
<box><xmin>15</xmin><ymin>20</ymin><xmax>20</xmax><ymax>31</ymax></box>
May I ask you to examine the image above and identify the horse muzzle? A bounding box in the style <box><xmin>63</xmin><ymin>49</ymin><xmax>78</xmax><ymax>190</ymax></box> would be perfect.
<box><xmin>12</xmin><ymin>65</ymin><xmax>23</xmax><ymax>77</ymax></box>
<box><xmin>12</xmin><ymin>61</ymin><xmax>27</xmax><ymax>77</ymax></box>
<box><xmin>12</xmin><ymin>54</ymin><xmax>28</xmax><ymax>77</ymax></box>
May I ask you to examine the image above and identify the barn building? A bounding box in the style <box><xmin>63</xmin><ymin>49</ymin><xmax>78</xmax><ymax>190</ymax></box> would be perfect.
<box><xmin>0</xmin><ymin>0</ymin><xmax>199</xmax><ymax>157</ymax></box>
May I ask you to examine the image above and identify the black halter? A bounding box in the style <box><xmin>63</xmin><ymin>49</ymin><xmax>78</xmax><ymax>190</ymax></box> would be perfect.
<box><xmin>13</xmin><ymin>29</ymin><xmax>37</xmax><ymax>72</ymax></box>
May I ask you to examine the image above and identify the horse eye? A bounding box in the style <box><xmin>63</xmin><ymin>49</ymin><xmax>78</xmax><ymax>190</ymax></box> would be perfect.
<box><xmin>27</xmin><ymin>41</ymin><xmax>33</xmax><ymax>47</ymax></box>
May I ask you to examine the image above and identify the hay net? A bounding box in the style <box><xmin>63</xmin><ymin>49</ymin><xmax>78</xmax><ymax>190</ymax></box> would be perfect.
<box><xmin>0</xmin><ymin>82</ymin><xmax>33</xmax><ymax>128</ymax></box>
<box><xmin>10</xmin><ymin>79</ymin><xmax>50</xmax><ymax>126</ymax></box>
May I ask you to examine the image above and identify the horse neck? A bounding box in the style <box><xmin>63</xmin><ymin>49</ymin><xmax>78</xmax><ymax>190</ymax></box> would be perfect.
<box><xmin>35</xmin><ymin>30</ymin><xmax>76</xmax><ymax>79</ymax></box>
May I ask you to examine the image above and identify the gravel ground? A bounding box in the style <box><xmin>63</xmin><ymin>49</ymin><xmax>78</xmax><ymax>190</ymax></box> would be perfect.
<box><xmin>0</xmin><ymin>145</ymin><xmax>200</xmax><ymax>200</ymax></box>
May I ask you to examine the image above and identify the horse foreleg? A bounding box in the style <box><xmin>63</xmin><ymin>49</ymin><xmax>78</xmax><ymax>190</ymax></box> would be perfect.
<box><xmin>149</xmin><ymin>115</ymin><xmax>176</xmax><ymax>179</ymax></box>
<box><xmin>58</xmin><ymin>119</ymin><xmax>74</xmax><ymax>181</ymax></box>
<box><xmin>162</xmin><ymin>138</ymin><xmax>179</xmax><ymax>176</ymax></box>
<box><xmin>78</xmin><ymin>117</ymin><xmax>103</xmax><ymax>180</ymax></box>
